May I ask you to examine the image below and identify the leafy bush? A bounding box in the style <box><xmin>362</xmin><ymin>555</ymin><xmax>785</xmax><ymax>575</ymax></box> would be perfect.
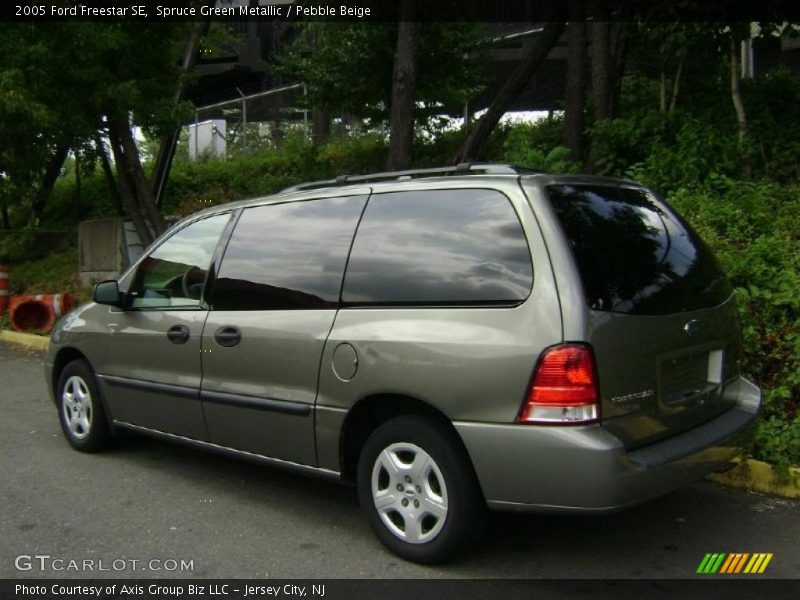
<box><xmin>6</xmin><ymin>248</ymin><xmax>80</xmax><ymax>295</ymax></box>
<box><xmin>316</xmin><ymin>134</ymin><xmax>387</xmax><ymax>175</ymax></box>
<box><xmin>752</xmin><ymin>414</ymin><xmax>800</xmax><ymax>474</ymax></box>
<box><xmin>43</xmin><ymin>161</ymin><xmax>123</xmax><ymax>227</ymax></box>
<box><xmin>496</xmin><ymin>116</ymin><xmax>580</xmax><ymax>173</ymax></box>
<box><xmin>743</xmin><ymin>68</ymin><xmax>800</xmax><ymax>182</ymax></box>
<box><xmin>0</xmin><ymin>224</ymin><xmax>38</xmax><ymax>263</ymax></box>
<box><xmin>669</xmin><ymin>180</ymin><xmax>800</xmax><ymax>471</ymax></box>
<box><xmin>591</xmin><ymin>109</ymin><xmax>742</xmax><ymax>193</ymax></box>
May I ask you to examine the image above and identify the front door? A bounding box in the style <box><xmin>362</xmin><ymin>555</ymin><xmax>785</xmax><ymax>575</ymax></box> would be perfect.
<box><xmin>98</xmin><ymin>213</ymin><xmax>232</xmax><ymax>439</ymax></box>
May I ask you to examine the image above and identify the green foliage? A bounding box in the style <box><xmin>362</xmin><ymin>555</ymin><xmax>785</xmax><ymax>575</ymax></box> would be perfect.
<box><xmin>669</xmin><ymin>180</ymin><xmax>800</xmax><ymax>469</ymax></box>
<box><xmin>0</xmin><ymin>224</ymin><xmax>38</xmax><ymax>263</ymax></box>
<box><xmin>276</xmin><ymin>22</ymin><xmax>484</xmax><ymax>123</ymax></box>
<box><xmin>317</xmin><ymin>134</ymin><xmax>388</xmax><ymax>175</ymax></box>
<box><xmin>41</xmin><ymin>163</ymin><xmax>121</xmax><ymax>229</ymax></box>
<box><xmin>6</xmin><ymin>248</ymin><xmax>80</xmax><ymax>295</ymax></box>
<box><xmin>592</xmin><ymin>69</ymin><xmax>800</xmax><ymax>192</ymax></box>
<box><xmin>0</xmin><ymin>22</ymin><xmax>194</xmax><ymax>226</ymax></box>
<box><xmin>501</xmin><ymin>117</ymin><xmax>580</xmax><ymax>173</ymax></box>
<box><xmin>752</xmin><ymin>413</ymin><xmax>800</xmax><ymax>476</ymax></box>
<box><xmin>625</xmin><ymin>23</ymin><xmax>726</xmax><ymax>113</ymax></box>
<box><xmin>198</xmin><ymin>22</ymin><xmax>244</xmax><ymax>61</ymax></box>
<box><xmin>743</xmin><ymin>68</ymin><xmax>800</xmax><ymax>182</ymax></box>
<box><xmin>590</xmin><ymin>108</ymin><xmax>741</xmax><ymax>192</ymax></box>
<box><xmin>163</xmin><ymin>133</ymin><xmax>388</xmax><ymax>215</ymax></box>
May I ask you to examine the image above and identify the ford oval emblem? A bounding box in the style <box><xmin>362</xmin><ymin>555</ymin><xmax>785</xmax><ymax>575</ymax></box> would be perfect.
<box><xmin>683</xmin><ymin>319</ymin><xmax>701</xmax><ymax>336</ymax></box>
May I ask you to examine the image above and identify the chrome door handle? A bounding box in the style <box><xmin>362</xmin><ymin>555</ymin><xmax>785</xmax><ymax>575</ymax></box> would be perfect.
<box><xmin>166</xmin><ymin>325</ymin><xmax>190</xmax><ymax>344</ymax></box>
<box><xmin>214</xmin><ymin>326</ymin><xmax>241</xmax><ymax>347</ymax></box>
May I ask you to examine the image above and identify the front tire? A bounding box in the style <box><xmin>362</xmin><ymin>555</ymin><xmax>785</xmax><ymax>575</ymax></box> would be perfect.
<box><xmin>57</xmin><ymin>359</ymin><xmax>113</xmax><ymax>452</ymax></box>
<box><xmin>357</xmin><ymin>416</ymin><xmax>486</xmax><ymax>563</ymax></box>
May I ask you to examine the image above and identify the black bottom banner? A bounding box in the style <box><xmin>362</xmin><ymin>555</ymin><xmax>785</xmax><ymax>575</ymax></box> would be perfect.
<box><xmin>3</xmin><ymin>579</ymin><xmax>798</xmax><ymax>600</ymax></box>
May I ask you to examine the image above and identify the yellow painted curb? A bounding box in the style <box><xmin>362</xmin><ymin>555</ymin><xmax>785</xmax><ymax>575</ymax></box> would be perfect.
<box><xmin>0</xmin><ymin>329</ymin><xmax>50</xmax><ymax>351</ymax></box>
<box><xmin>709</xmin><ymin>457</ymin><xmax>800</xmax><ymax>499</ymax></box>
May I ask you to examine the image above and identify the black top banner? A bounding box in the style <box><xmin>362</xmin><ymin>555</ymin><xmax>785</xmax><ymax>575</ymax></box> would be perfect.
<box><xmin>5</xmin><ymin>0</ymin><xmax>800</xmax><ymax>23</ymax></box>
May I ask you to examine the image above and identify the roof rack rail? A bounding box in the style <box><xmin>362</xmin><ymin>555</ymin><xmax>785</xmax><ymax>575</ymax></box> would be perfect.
<box><xmin>280</xmin><ymin>163</ymin><xmax>536</xmax><ymax>193</ymax></box>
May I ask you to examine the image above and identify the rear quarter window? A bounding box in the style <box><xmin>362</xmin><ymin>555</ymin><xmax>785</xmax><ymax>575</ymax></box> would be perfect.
<box><xmin>546</xmin><ymin>184</ymin><xmax>732</xmax><ymax>315</ymax></box>
<box><xmin>342</xmin><ymin>188</ymin><xmax>533</xmax><ymax>306</ymax></box>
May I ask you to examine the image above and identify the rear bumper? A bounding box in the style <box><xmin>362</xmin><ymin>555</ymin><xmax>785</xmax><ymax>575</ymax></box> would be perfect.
<box><xmin>455</xmin><ymin>376</ymin><xmax>761</xmax><ymax>514</ymax></box>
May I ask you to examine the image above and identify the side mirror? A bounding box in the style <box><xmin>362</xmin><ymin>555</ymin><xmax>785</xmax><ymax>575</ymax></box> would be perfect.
<box><xmin>93</xmin><ymin>280</ymin><xmax>123</xmax><ymax>307</ymax></box>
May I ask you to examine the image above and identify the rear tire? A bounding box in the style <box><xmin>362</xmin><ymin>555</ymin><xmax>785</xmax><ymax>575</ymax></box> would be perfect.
<box><xmin>57</xmin><ymin>359</ymin><xmax>113</xmax><ymax>452</ymax></box>
<box><xmin>357</xmin><ymin>415</ymin><xmax>487</xmax><ymax>563</ymax></box>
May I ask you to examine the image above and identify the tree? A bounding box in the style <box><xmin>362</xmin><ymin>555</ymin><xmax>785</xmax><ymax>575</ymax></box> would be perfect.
<box><xmin>452</xmin><ymin>21</ymin><xmax>565</xmax><ymax>163</ymax></box>
<box><xmin>585</xmin><ymin>15</ymin><xmax>628</xmax><ymax>171</ymax></box>
<box><xmin>729</xmin><ymin>25</ymin><xmax>752</xmax><ymax>178</ymax></box>
<box><xmin>277</xmin><ymin>22</ymin><xmax>483</xmax><ymax>128</ymax></box>
<box><xmin>589</xmin><ymin>21</ymin><xmax>613</xmax><ymax>122</ymax></box>
<box><xmin>386</xmin><ymin>1</ymin><xmax>421</xmax><ymax>170</ymax></box>
<box><xmin>562</xmin><ymin>20</ymin><xmax>587</xmax><ymax>161</ymax></box>
<box><xmin>0</xmin><ymin>23</ymin><xmax>193</xmax><ymax>241</ymax></box>
<box><xmin>0</xmin><ymin>24</ymin><xmax>91</xmax><ymax>226</ymax></box>
<box><xmin>151</xmin><ymin>20</ymin><xmax>209</xmax><ymax>209</ymax></box>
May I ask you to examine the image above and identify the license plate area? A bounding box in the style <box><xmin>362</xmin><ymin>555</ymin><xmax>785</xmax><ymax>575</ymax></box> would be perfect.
<box><xmin>657</xmin><ymin>346</ymin><xmax>724</xmax><ymax>412</ymax></box>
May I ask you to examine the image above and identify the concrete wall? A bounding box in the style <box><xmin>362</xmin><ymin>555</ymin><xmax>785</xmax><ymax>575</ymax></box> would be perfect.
<box><xmin>78</xmin><ymin>218</ymin><xmax>130</xmax><ymax>286</ymax></box>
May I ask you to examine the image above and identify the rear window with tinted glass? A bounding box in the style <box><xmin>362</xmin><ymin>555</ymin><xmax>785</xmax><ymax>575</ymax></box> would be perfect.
<box><xmin>342</xmin><ymin>189</ymin><xmax>532</xmax><ymax>306</ymax></box>
<box><xmin>546</xmin><ymin>184</ymin><xmax>732</xmax><ymax>315</ymax></box>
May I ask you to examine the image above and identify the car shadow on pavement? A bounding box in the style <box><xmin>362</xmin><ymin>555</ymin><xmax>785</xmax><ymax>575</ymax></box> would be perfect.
<box><xmin>107</xmin><ymin>432</ymin><xmax>797</xmax><ymax>578</ymax></box>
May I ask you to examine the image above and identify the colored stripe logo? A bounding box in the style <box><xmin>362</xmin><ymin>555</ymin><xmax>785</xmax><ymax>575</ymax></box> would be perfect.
<box><xmin>697</xmin><ymin>553</ymin><xmax>773</xmax><ymax>574</ymax></box>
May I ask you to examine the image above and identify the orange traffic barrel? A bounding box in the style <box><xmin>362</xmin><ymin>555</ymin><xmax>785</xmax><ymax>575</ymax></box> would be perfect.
<box><xmin>0</xmin><ymin>265</ymin><xmax>8</xmax><ymax>316</ymax></box>
<box><xmin>8</xmin><ymin>293</ymin><xmax>75</xmax><ymax>335</ymax></box>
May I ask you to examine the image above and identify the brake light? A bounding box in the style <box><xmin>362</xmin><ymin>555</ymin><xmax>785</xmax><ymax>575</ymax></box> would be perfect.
<box><xmin>517</xmin><ymin>344</ymin><xmax>600</xmax><ymax>424</ymax></box>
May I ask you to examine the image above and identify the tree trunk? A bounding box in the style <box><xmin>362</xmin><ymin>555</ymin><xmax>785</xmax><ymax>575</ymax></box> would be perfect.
<box><xmin>589</xmin><ymin>21</ymin><xmax>612</xmax><ymax>121</ymax></box>
<box><xmin>609</xmin><ymin>21</ymin><xmax>628</xmax><ymax>118</ymax></box>
<box><xmin>659</xmin><ymin>50</ymin><xmax>668</xmax><ymax>113</ymax></box>
<box><xmin>309</xmin><ymin>26</ymin><xmax>332</xmax><ymax>146</ymax></box>
<box><xmin>106</xmin><ymin>121</ymin><xmax>155</xmax><ymax>246</ymax></box>
<box><xmin>30</xmin><ymin>145</ymin><xmax>69</xmax><ymax>221</ymax></box>
<box><xmin>74</xmin><ymin>152</ymin><xmax>81</xmax><ymax>219</ymax></box>
<box><xmin>453</xmin><ymin>20</ymin><xmax>565</xmax><ymax>164</ymax></box>
<box><xmin>151</xmin><ymin>21</ymin><xmax>208</xmax><ymax>207</ymax></box>
<box><xmin>109</xmin><ymin>112</ymin><xmax>167</xmax><ymax>235</ymax></box>
<box><xmin>587</xmin><ymin>18</ymin><xmax>627</xmax><ymax>172</ymax></box>
<box><xmin>312</xmin><ymin>108</ymin><xmax>332</xmax><ymax>145</ymax></box>
<box><xmin>1</xmin><ymin>204</ymin><xmax>9</xmax><ymax>230</ymax></box>
<box><xmin>730</xmin><ymin>31</ymin><xmax>752</xmax><ymax>178</ymax></box>
<box><xmin>386</xmin><ymin>1</ymin><xmax>421</xmax><ymax>171</ymax></box>
<box><xmin>563</xmin><ymin>20</ymin><xmax>587</xmax><ymax>162</ymax></box>
<box><xmin>669</xmin><ymin>52</ymin><xmax>686</xmax><ymax>112</ymax></box>
<box><xmin>94</xmin><ymin>133</ymin><xmax>125</xmax><ymax>217</ymax></box>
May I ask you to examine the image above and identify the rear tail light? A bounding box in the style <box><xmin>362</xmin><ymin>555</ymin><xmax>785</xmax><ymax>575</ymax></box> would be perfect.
<box><xmin>517</xmin><ymin>344</ymin><xmax>600</xmax><ymax>424</ymax></box>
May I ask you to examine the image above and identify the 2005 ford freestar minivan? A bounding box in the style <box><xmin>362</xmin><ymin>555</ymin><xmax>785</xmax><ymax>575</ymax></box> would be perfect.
<box><xmin>45</xmin><ymin>164</ymin><xmax>761</xmax><ymax>563</ymax></box>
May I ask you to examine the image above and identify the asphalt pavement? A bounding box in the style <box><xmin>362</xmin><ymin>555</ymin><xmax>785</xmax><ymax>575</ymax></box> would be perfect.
<box><xmin>1</xmin><ymin>341</ymin><xmax>798</xmax><ymax>579</ymax></box>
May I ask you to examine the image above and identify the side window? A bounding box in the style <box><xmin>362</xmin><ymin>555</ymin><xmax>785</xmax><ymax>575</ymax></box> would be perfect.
<box><xmin>342</xmin><ymin>189</ymin><xmax>533</xmax><ymax>306</ymax></box>
<box><xmin>128</xmin><ymin>213</ymin><xmax>230</xmax><ymax>309</ymax></box>
<box><xmin>211</xmin><ymin>195</ymin><xmax>367</xmax><ymax>310</ymax></box>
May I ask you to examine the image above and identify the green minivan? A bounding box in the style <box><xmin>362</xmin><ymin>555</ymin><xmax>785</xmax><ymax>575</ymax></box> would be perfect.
<box><xmin>45</xmin><ymin>165</ymin><xmax>761</xmax><ymax>563</ymax></box>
